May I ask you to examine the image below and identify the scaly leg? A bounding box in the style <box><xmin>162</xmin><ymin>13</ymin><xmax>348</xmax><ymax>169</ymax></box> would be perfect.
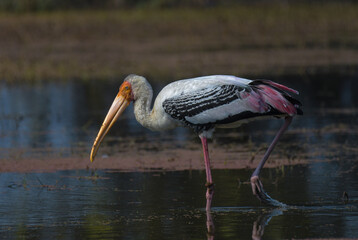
<box><xmin>200</xmin><ymin>136</ymin><xmax>214</xmax><ymax>208</ymax></box>
<box><xmin>250</xmin><ymin>116</ymin><xmax>292</xmax><ymax>206</ymax></box>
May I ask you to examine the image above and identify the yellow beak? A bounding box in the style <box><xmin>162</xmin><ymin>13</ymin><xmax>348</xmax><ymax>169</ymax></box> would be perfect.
<box><xmin>90</xmin><ymin>82</ymin><xmax>132</xmax><ymax>162</ymax></box>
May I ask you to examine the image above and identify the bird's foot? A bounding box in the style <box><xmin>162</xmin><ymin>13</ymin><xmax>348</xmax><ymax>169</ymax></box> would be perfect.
<box><xmin>250</xmin><ymin>176</ymin><xmax>286</xmax><ymax>207</ymax></box>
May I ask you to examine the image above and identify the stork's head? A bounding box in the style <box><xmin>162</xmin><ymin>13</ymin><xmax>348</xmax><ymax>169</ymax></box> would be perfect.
<box><xmin>90</xmin><ymin>75</ymin><xmax>145</xmax><ymax>162</ymax></box>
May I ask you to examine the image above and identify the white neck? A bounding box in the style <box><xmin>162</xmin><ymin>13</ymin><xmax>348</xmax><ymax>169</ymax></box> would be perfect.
<box><xmin>126</xmin><ymin>74</ymin><xmax>176</xmax><ymax>132</ymax></box>
<box><xmin>133</xmin><ymin>90</ymin><xmax>154</xmax><ymax>129</ymax></box>
<box><xmin>126</xmin><ymin>75</ymin><xmax>159</xmax><ymax>130</ymax></box>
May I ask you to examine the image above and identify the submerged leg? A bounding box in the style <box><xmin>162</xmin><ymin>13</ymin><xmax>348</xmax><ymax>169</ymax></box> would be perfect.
<box><xmin>206</xmin><ymin>187</ymin><xmax>214</xmax><ymax>211</ymax></box>
<box><xmin>200</xmin><ymin>136</ymin><xmax>215</xmax><ymax>209</ymax></box>
<box><xmin>250</xmin><ymin>116</ymin><xmax>293</xmax><ymax>206</ymax></box>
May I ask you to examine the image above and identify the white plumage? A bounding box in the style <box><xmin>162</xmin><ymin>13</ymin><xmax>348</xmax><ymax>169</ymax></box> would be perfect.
<box><xmin>90</xmin><ymin>74</ymin><xmax>302</xmax><ymax>208</ymax></box>
<box><xmin>151</xmin><ymin>75</ymin><xmax>251</xmax><ymax>129</ymax></box>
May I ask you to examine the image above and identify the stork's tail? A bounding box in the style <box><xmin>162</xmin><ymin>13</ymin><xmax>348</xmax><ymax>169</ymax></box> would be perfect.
<box><xmin>250</xmin><ymin>80</ymin><xmax>303</xmax><ymax>116</ymax></box>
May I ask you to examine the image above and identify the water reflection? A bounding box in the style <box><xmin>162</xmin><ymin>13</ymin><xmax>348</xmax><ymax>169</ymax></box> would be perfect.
<box><xmin>204</xmin><ymin>176</ymin><xmax>283</xmax><ymax>240</ymax></box>
<box><xmin>205</xmin><ymin>188</ymin><xmax>282</xmax><ymax>240</ymax></box>
<box><xmin>251</xmin><ymin>208</ymin><xmax>284</xmax><ymax>240</ymax></box>
<box><xmin>206</xmin><ymin>209</ymin><xmax>215</xmax><ymax>240</ymax></box>
<box><xmin>0</xmin><ymin>164</ymin><xmax>358</xmax><ymax>239</ymax></box>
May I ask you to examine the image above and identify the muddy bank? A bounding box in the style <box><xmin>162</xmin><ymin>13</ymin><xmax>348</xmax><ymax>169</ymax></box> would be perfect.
<box><xmin>0</xmin><ymin>129</ymin><xmax>314</xmax><ymax>172</ymax></box>
<box><xmin>0</xmin><ymin>148</ymin><xmax>308</xmax><ymax>173</ymax></box>
<box><xmin>0</xmin><ymin>122</ymin><xmax>310</xmax><ymax>172</ymax></box>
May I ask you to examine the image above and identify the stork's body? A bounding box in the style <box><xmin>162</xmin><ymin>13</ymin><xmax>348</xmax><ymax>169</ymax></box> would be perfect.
<box><xmin>90</xmin><ymin>74</ymin><xmax>302</xmax><ymax>207</ymax></box>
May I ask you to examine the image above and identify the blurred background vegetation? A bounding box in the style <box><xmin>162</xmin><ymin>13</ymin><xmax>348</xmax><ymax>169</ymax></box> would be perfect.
<box><xmin>0</xmin><ymin>0</ymin><xmax>356</xmax><ymax>11</ymax></box>
<box><xmin>1</xmin><ymin>0</ymin><xmax>221</xmax><ymax>11</ymax></box>
<box><xmin>0</xmin><ymin>0</ymin><xmax>357</xmax><ymax>82</ymax></box>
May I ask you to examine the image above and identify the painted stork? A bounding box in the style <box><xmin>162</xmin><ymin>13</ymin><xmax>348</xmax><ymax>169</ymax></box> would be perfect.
<box><xmin>90</xmin><ymin>74</ymin><xmax>302</xmax><ymax>207</ymax></box>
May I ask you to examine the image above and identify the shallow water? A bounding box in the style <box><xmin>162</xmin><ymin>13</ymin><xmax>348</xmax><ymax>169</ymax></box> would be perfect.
<box><xmin>1</xmin><ymin>70</ymin><xmax>358</xmax><ymax>239</ymax></box>
<box><xmin>1</xmin><ymin>165</ymin><xmax>358</xmax><ymax>239</ymax></box>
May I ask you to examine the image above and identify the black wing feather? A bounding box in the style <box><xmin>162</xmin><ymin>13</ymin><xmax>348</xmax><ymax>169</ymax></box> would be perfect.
<box><xmin>163</xmin><ymin>85</ymin><xmax>247</xmax><ymax>133</ymax></box>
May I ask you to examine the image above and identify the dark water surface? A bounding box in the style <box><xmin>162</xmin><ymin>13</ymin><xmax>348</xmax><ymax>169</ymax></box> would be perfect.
<box><xmin>1</xmin><ymin>166</ymin><xmax>358</xmax><ymax>239</ymax></box>
<box><xmin>1</xmin><ymin>70</ymin><xmax>358</xmax><ymax>239</ymax></box>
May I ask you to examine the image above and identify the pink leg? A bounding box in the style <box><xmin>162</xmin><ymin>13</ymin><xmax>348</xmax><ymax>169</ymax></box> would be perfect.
<box><xmin>200</xmin><ymin>136</ymin><xmax>214</xmax><ymax>208</ymax></box>
<box><xmin>200</xmin><ymin>136</ymin><xmax>213</xmax><ymax>186</ymax></box>
<box><xmin>250</xmin><ymin>116</ymin><xmax>292</xmax><ymax>206</ymax></box>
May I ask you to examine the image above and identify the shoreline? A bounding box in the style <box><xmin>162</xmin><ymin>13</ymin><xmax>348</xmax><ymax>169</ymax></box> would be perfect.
<box><xmin>0</xmin><ymin>144</ymin><xmax>309</xmax><ymax>173</ymax></box>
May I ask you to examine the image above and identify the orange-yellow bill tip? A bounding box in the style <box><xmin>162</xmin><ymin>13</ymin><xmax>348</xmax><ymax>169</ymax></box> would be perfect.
<box><xmin>90</xmin><ymin>144</ymin><xmax>98</xmax><ymax>162</ymax></box>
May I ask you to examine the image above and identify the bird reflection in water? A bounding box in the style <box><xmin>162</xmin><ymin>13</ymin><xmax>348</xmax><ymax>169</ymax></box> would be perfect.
<box><xmin>205</xmin><ymin>192</ymin><xmax>284</xmax><ymax>240</ymax></box>
<box><xmin>206</xmin><ymin>189</ymin><xmax>215</xmax><ymax>240</ymax></box>
<box><xmin>251</xmin><ymin>208</ymin><xmax>283</xmax><ymax>240</ymax></box>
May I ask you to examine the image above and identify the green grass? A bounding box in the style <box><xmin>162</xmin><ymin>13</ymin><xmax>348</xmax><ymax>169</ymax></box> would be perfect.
<box><xmin>1</xmin><ymin>3</ymin><xmax>358</xmax><ymax>82</ymax></box>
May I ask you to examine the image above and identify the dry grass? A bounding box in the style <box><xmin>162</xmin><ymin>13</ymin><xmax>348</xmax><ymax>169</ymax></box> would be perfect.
<box><xmin>0</xmin><ymin>3</ymin><xmax>358</xmax><ymax>82</ymax></box>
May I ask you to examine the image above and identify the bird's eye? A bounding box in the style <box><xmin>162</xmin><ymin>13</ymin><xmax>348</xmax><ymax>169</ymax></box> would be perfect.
<box><xmin>125</xmin><ymin>86</ymin><xmax>129</xmax><ymax>90</ymax></box>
